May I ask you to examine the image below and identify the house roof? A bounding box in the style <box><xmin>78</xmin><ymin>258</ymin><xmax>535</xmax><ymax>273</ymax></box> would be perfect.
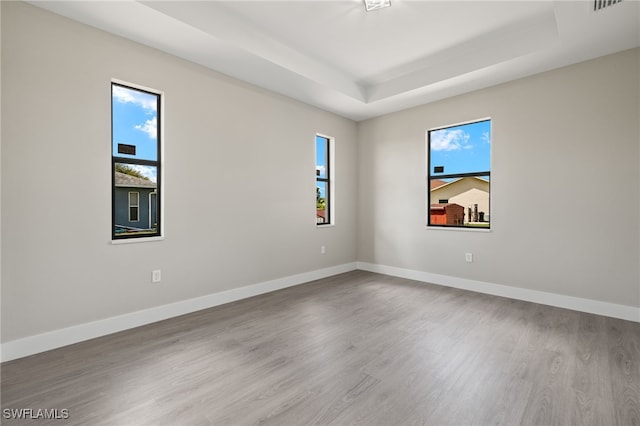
<box><xmin>430</xmin><ymin>179</ymin><xmax>448</xmax><ymax>190</ymax></box>
<box><xmin>430</xmin><ymin>176</ymin><xmax>489</xmax><ymax>192</ymax></box>
<box><xmin>430</xmin><ymin>203</ymin><xmax>464</xmax><ymax>211</ymax></box>
<box><xmin>115</xmin><ymin>172</ymin><xmax>156</xmax><ymax>189</ymax></box>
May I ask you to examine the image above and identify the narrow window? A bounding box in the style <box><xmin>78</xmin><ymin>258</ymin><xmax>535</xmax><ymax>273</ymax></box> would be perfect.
<box><xmin>112</xmin><ymin>82</ymin><xmax>161</xmax><ymax>239</ymax></box>
<box><xmin>316</xmin><ymin>135</ymin><xmax>333</xmax><ymax>225</ymax></box>
<box><xmin>427</xmin><ymin>119</ymin><xmax>491</xmax><ymax>228</ymax></box>
<box><xmin>128</xmin><ymin>192</ymin><xmax>140</xmax><ymax>222</ymax></box>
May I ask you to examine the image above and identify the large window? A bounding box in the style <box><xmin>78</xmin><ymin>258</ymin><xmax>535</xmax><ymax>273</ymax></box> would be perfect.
<box><xmin>427</xmin><ymin>119</ymin><xmax>491</xmax><ymax>228</ymax></box>
<box><xmin>112</xmin><ymin>82</ymin><xmax>161</xmax><ymax>240</ymax></box>
<box><xmin>316</xmin><ymin>135</ymin><xmax>333</xmax><ymax>225</ymax></box>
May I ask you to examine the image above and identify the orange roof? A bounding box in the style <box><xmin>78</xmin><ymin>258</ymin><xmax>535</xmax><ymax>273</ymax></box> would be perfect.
<box><xmin>430</xmin><ymin>179</ymin><xmax>447</xmax><ymax>190</ymax></box>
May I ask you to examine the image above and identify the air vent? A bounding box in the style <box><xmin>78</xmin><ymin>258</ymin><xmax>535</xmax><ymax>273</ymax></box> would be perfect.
<box><xmin>593</xmin><ymin>0</ymin><xmax>622</xmax><ymax>12</ymax></box>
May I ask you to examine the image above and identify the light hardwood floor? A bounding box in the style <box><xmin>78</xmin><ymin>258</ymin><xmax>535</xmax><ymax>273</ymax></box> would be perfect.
<box><xmin>2</xmin><ymin>270</ymin><xmax>639</xmax><ymax>425</ymax></box>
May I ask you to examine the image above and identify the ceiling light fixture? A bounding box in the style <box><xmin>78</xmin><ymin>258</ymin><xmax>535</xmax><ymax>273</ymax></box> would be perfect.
<box><xmin>364</xmin><ymin>0</ymin><xmax>391</xmax><ymax>12</ymax></box>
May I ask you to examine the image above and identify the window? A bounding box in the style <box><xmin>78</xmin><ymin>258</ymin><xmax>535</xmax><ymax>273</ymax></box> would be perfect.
<box><xmin>316</xmin><ymin>135</ymin><xmax>333</xmax><ymax>225</ymax></box>
<box><xmin>128</xmin><ymin>192</ymin><xmax>140</xmax><ymax>222</ymax></box>
<box><xmin>427</xmin><ymin>119</ymin><xmax>491</xmax><ymax>228</ymax></box>
<box><xmin>112</xmin><ymin>82</ymin><xmax>161</xmax><ymax>239</ymax></box>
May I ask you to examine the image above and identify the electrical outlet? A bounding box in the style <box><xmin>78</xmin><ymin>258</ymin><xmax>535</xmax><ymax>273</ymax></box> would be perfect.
<box><xmin>152</xmin><ymin>270</ymin><xmax>161</xmax><ymax>283</ymax></box>
<box><xmin>321</xmin><ymin>245</ymin><xmax>326</xmax><ymax>254</ymax></box>
<box><xmin>465</xmin><ymin>253</ymin><xmax>473</xmax><ymax>263</ymax></box>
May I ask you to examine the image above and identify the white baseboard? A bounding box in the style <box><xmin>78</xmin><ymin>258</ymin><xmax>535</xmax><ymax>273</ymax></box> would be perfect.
<box><xmin>357</xmin><ymin>262</ymin><xmax>640</xmax><ymax>323</ymax></box>
<box><xmin>0</xmin><ymin>262</ymin><xmax>358</xmax><ymax>362</ymax></box>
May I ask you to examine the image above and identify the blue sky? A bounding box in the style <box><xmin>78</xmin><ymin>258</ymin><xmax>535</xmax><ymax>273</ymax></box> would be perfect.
<box><xmin>316</xmin><ymin>136</ymin><xmax>327</xmax><ymax>178</ymax></box>
<box><xmin>429</xmin><ymin>119</ymin><xmax>491</xmax><ymax>177</ymax></box>
<box><xmin>112</xmin><ymin>85</ymin><xmax>158</xmax><ymax>182</ymax></box>
<box><xmin>316</xmin><ymin>136</ymin><xmax>328</xmax><ymax>199</ymax></box>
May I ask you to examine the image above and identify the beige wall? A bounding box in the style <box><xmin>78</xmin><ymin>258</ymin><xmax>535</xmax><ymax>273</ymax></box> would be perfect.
<box><xmin>1</xmin><ymin>2</ymin><xmax>358</xmax><ymax>342</ymax></box>
<box><xmin>358</xmin><ymin>48</ymin><xmax>640</xmax><ymax>307</ymax></box>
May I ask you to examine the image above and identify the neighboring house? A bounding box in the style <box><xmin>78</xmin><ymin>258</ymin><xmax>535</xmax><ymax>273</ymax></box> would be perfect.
<box><xmin>114</xmin><ymin>172</ymin><xmax>157</xmax><ymax>232</ymax></box>
<box><xmin>317</xmin><ymin>209</ymin><xmax>327</xmax><ymax>224</ymax></box>
<box><xmin>430</xmin><ymin>177</ymin><xmax>490</xmax><ymax>223</ymax></box>
<box><xmin>430</xmin><ymin>179</ymin><xmax>448</xmax><ymax>190</ymax></box>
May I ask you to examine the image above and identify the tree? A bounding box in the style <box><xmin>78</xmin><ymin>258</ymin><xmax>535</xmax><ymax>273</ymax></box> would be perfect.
<box><xmin>115</xmin><ymin>163</ymin><xmax>150</xmax><ymax>180</ymax></box>
<box><xmin>316</xmin><ymin>187</ymin><xmax>326</xmax><ymax>210</ymax></box>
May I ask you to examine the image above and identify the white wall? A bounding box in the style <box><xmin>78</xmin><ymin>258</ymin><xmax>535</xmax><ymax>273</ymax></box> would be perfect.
<box><xmin>358</xmin><ymin>48</ymin><xmax>640</xmax><ymax>309</ymax></box>
<box><xmin>1</xmin><ymin>2</ymin><xmax>357</xmax><ymax>344</ymax></box>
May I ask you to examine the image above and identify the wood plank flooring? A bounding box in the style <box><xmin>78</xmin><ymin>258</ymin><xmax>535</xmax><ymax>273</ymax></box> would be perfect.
<box><xmin>2</xmin><ymin>270</ymin><xmax>639</xmax><ymax>425</ymax></box>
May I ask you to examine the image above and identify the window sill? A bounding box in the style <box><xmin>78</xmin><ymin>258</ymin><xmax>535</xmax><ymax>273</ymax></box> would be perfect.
<box><xmin>427</xmin><ymin>226</ymin><xmax>491</xmax><ymax>233</ymax></box>
<box><xmin>111</xmin><ymin>236</ymin><xmax>164</xmax><ymax>245</ymax></box>
<box><xmin>316</xmin><ymin>224</ymin><xmax>335</xmax><ymax>229</ymax></box>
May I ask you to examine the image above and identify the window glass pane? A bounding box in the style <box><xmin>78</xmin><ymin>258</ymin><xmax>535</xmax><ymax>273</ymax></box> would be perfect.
<box><xmin>429</xmin><ymin>175</ymin><xmax>490</xmax><ymax>227</ymax></box>
<box><xmin>114</xmin><ymin>163</ymin><xmax>158</xmax><ymax>237</ymax></box>
<box><xmin>316</xmin><ymin>136</ymin><xmax>328</xmax><ymax>179</ymax></box>
<box><xmin>316</xmin><ymin>181</ymin><xmax>328</xmax><ymax>224</ymax></box>
<box><xmin>428</xmin><ymin>119</ymin><xmax>491</xmax><ymax>229</ymax></box>
<box><xmin>429</xmin><ymin>120</ymin><xmax>490</xmax><ymax>176</ymax></box>
<box><xmin>112</xmin><ymin>84</ymin><xmax>158</xmax><ymax>161</ymax></box>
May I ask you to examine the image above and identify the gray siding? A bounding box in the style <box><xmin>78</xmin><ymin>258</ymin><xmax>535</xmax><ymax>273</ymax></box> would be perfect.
<box><xmin>114</xmin><ymin>187</ymin><xmax>157</xmax><ymax>231</ymax></box>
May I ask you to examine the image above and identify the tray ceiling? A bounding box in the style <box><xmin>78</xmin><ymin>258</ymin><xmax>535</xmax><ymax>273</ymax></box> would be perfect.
<box><xmin>29</xmin><ymin>1</ymin><xmax>640</xmax><ymax>121</ymax></box>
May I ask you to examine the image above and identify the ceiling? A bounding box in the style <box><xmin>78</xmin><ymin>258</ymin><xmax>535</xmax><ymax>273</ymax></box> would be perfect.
<box><xmin>29</xmin><ymin>0</ymin><xmax>640</xmax><ymax>121</ymax></box>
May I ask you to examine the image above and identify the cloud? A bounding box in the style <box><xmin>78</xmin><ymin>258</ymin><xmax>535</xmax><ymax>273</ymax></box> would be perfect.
<box><xmin>431</xmin><ymin>129</ymin><xmax>470</xmax><ymax>151</ymax></box>
<box><xmin>482</xmin><ymin>131</ymin><xmax>491</xmax><ymax>144</ymax></box>
<box><xmin>113</xmin><ymin>85</ymin><xmax>157</xmax><ymax>112</ymax></box>
<box><xmin>135</xmin><ymin>117</ymin><xmax>157</xmax><ymax>139</ymax></box>
<box><xmin>129</xmin><ymin>164</ymin><xmax>157</xmax><ymax>183</ymax></box>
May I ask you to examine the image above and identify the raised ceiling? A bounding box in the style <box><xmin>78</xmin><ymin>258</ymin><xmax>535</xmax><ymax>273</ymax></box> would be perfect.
<box><xmin>29</xmin><ymin>1</ymin><xmax>640</xmax><ymax>121</ymax></box>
